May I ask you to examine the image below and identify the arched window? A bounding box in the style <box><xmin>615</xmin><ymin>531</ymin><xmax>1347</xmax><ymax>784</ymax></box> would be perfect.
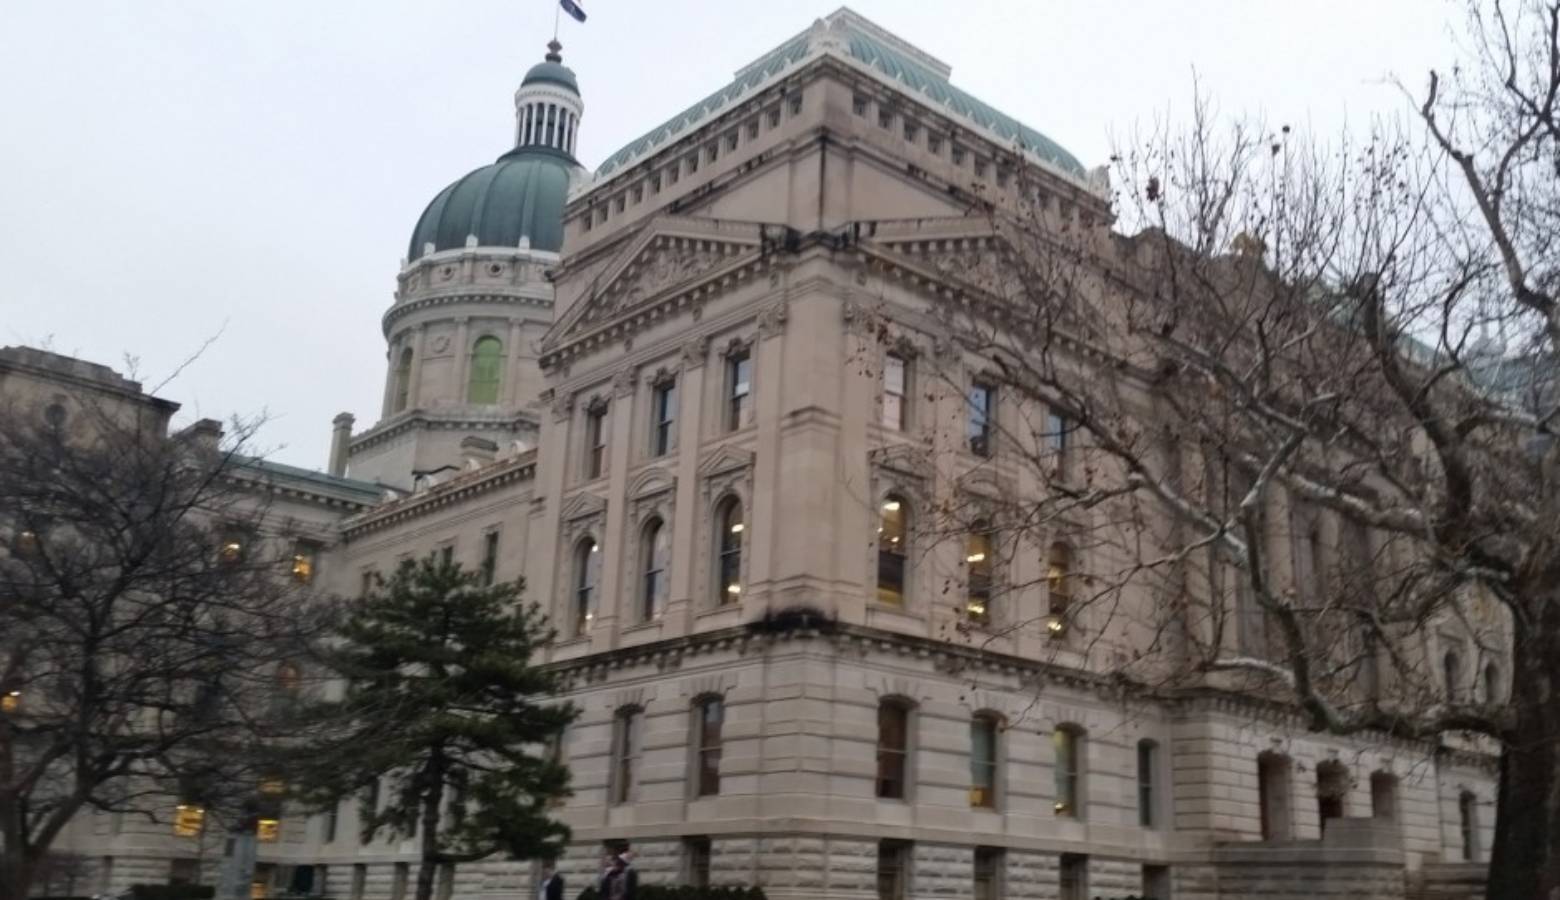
<box><xmin>876</xmin><ymin>700</ymin><xmax>911</xmax><ymax>799</ymax></box>
<box><xmin>1459</xmin><ymin>790</ymin><xmax>1480</xmax><ymax>861</ymax></box>
<box><xmin>393</xmin><ymin>347</ymin><xmax>413</xmax><ymax>412</ymax></box>
<box><xmin>1444</xmin><ymin>648</ymin><xmax>1463</xmax><ymax>702</ymax></box>
<box><xmin>1257</xmin><ymin>752</ymin><xmax>1293</xmax><ymax>840</ymax></box>
<box><xmin>639</xmin><ymin>518</ymin><xmax>670</xmax><ymax>622</ymax></box>
<box><xmin>1483</xmin><ymin>661</ymin><xmax>1502</xmax><ymax>704</ymax></box>
<box><xmin>466</xmin><ymin>336</ymin><xmax>503</xmax><ymax>405</ymax></box>
<box><xmin>1316</xmin><ymin>760</ymin><xmax>1350</xmax><ymax>832</ymax></box>
<box><xmin>694</xmin><ymin>696</ymin><xmax>723</xmax><ymax>797</ymax></box>
<box><xmin>966</xmin><ymin>526</ymin><xmax>994</xmax><ymax>623</ymax></box>
<box><xmin>716</xmin><ymin>497</ymin><xmax>744</xmax><ymax>605</ymax></box>
<box><xmin>1370</xmin><ymin>771</ymin><xmax>1398</xmax><ymax>822</ymax></box>
<box><xmin>610</xmin><ymin>706</ymin><xmax>641</xmax><ymax>805</ymax></box>
<box><xmin>1053</xmin><ymin>725</ymin><xmax>1084</xmax><ymax>818</ymax></box>
<box><xmin>573</xmin><ymin>537</ymin><xmax>599</xmax><ymax>636</ymax></box>
<box><xmin>970</xmin><ymin>714</ymin><xmax>1000</xmax><ymax>809</ymax></box>
<box><xmin>876</xmin><ymin>496</ymin><xmax>909</xmax><ymax>606</ymax></box>
<box><xmin>1137</xmin><ymin>739</ymin><xmax>1158</xmax><ymax>827</ymax></box>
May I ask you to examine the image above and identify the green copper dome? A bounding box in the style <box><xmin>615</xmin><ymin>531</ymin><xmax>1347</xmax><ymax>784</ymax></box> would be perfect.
<box><xmin>407</xmin><ymin>147</ymin><xmax>574</xmax><ymax>261</ymax></box>
<box><xmin>521</xmin><ymin>60</ymin><xmax>579</xmax><ymax>93</ymax></box>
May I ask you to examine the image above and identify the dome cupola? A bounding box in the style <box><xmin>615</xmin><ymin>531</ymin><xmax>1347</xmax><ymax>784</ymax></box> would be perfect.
<box><xmin>405</xmin><ymin>40</ymin><xmax>583</xmax><ymax>262</ymax></box>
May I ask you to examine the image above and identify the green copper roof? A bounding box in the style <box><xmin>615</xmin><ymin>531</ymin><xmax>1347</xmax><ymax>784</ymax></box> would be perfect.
<box><xmin>595</xmin><ymin>11</ymin><xmax>1085</xmax><ymax>179</ymax></box>
<box><xmin>522</xmin><ymin>60</ymin><xmax>579</xmax><ymax>93</ymax></box>
<box><xmin>408</xmin><ymin>147</ymin><xmax>574</xmax><ymax>260</ymax></box>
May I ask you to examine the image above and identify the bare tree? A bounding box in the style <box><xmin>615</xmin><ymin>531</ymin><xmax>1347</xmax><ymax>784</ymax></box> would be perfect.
<box><xmin>876</xmin><ymin>3</ymin><xmax>1560</xmax><ymax>896</ymax></box>
<box><xmin>0</xmin><ymin>385</ymin><xmax>322</xmax><ymax>900</ymax></box>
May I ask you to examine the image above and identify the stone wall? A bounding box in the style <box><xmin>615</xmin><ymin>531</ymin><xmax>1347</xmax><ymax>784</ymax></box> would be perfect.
<box><xmin>1207</xmin><ymin>817</ymin><xmax>1408</xmax><ymax>900</ymax></box>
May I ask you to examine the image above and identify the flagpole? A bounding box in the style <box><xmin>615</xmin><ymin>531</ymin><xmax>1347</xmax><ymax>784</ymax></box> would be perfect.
<box><xmin>552</xmin><ymin>0</ymin><xmax>560</xmax><ymax>42</ymax></box>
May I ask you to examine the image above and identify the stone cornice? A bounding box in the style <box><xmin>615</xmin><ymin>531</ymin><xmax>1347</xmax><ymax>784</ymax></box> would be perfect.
<box><xmin>382</xmin><ymin>292</ymin><xmax>554</xmax><ymax>337</ymax></box>
<box><xmin>224</xmin><ymin>470</ymin><xmax>377</xmax><ymax>515</ymax></box>
<box><xmin>340</xmin><ymin>451</ymin><xmax>537</xmax><ymax>540</ymax></box>
<box><xmin>547</xmin><ymin>619</ymin><xmax>1500</xmax><ymax>766</ymax></box>
<box><xmin>348</xmin><ymin>409</ymin><xmax>538</xmax><ymax>454</ymax></box>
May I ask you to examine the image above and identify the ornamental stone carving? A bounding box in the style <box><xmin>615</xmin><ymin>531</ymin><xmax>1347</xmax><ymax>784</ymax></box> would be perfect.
<box><xmin>680</xmin><ymin>335</ymin><xmax>711</xmax><ymax>370</ymax></box>
<box><xmin>580</xmin><ymin>243</ymin><xmax>730</xmax><ymax>326</ymax></box>
<box><xmin>756</xmin><ymin>301</ymin><xmax>788</xmax><ymax>339</ymax></box>
<box><xmin>612</xmin><ymin>367</ymin><xmax>638</xmax><ymax>398</ymax></box>
<box><xmin>547</xmin><ymin>390</ymin><xmax>574</xmax><ymax>423</ymax></box>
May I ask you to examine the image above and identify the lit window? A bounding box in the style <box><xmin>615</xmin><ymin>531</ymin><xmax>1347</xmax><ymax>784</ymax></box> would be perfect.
<box><xmin>219</xmin><ymin>532</ymin><xmax>246</xmax><ymax>565</ymax></box>
<box><xmin>584</xmin><ymin>404</ymin><xmax>607</xmax><ymax>479</ymax></box>
<box><xmin>970</xmin><ymin>715</ymin><xmax>999</xmax><ymax>808</ymax></box>
<box><xmin>882</xmin><ymin>354</ymin><xmax>907</xmax><ymax>430</ymax></box>
<box><xmin>1137</xmin><ymin>740</ymin><xmax>1157</xmax><ymax>827</ymax></box>
<box><xmin>966</xmin><ymin>528</ymin><xmax>994</xmax><ymax>623</ymax></box>
<box><xmin>291</xmin><ymin>541</ymin><xmax>318</xmax><ymax>584</ymax></box>
<box><xmin>876</xmin><ymin>701</ymin><xmax>910</xmax><ymax>799</ymax></box>
<box><xmin>967</xmin><ymin>383</ymin><xmax>993</xmax><ymax>456</ymax></box>
<box><xmin>876</xmin><ymin>497</ymin><xmax>908</xmax><ymax>606</ymax></box>
<box><xmin>574</xmin><ymin>538</ymin><xmax>599</xmax><ymax>635</ymax></box>
<box><xmin>467</xmin><ymin>337</ymin><xmax>503</xmax><ymax>405</ymax></box>
<box><xmin>14</xmin><ymin>529</ymin><xmax>38</xmax><ymax>555</ymax></box>
<box><xmin>1047</xmin><ymin>542</ymin><xmax>1073</xmax><ymax>636</ymax></box>
<box><xmin>651</xmin><ymin>379</ymin><xmax>678</xmax><ymax>456</ymax></box>
<box><xmin>1</xmin><ymin>691</ymin><xmax>19</xmax><ymax>713</ymax></box>
<box><xmin>174</xmin><ymin>805</ymin><xmax>205</xmax><ymax>837</ymax></box>
<box><xmin>716</xmin><ymin>497</ymin><xmax>744</xmax><ymax>605</ymax></box>
<box><xmin>393</xmin><ymin>347</ymin><xmax>412</xmax><ymax>412</ymax></box>
<box><xmin>695</xmin><ymin>697</ymin><xmax>723</xmax><ymax>797</ymax></box>
<box><xmin>726</xmin><ymin>351</ymin><xmax>752</xmax><ymax>431</ymax></box>
<box><xmin>256</xmin><ymin>819</ymin><xmax>280</xmax><ymax>843</ymax></box>
<box><xmin>1053</xmin><ymin>726</ymin><xmax>1083</xmax><ymax>817</ymax></box>
<box><xmin>640</xmin><ymin>518</ymin><xmax>669</xmax><ymax>621</ymax></box>
<box><xmin>611</xmin><ymin>707</ymin><xmax>642</xmax><ymax>804</ymax></box>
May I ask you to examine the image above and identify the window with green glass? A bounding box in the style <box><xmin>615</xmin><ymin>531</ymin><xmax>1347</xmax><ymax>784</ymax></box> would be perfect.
<box><xmin>467</xmin><ymin>336</ymin><xmax>504</xmax><ymax>404</ymax></box>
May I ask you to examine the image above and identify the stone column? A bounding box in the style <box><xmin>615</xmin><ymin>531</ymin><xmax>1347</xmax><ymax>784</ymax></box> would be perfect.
<box><xmin>408</xmin><ymin>324</ymin><xmax>428</xmax><ymax>409</ymax></box>
<box><xmin>502</xmin><ymin>318</ymin><xmax>524</xmax><ymax>406</ymax></box>
<box><xmin>452</xmin><ymin>317</ymin><xmax>471</xmax><ymax>405</ymax></box>
<box><xmin>667</xmin><ymin>336</ymin><xmax>709</xmax><ymax>634</ymax></box>
<box><xmin>594</xmin><ymin>368</ymin><xmax>638</xmax><ymax>651</ymax></box>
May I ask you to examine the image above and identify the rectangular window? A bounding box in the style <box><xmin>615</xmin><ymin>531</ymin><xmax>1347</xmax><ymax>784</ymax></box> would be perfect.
<box><xmin>882</xmin><ymin>354</ymin><xmax>907</xmax><ymax>430</ymax></box>
<box><xmin>967</xmin><ymin>383</ymin><xmax>993</xmax><ymax>456</ymax></box>
<box><xmin>169</xmin><ymin>859</ymin><xmax>200</xmax><ymax>885</ymax></box>
<box><xmin>256</xmin><ymin>818</ymin><xmax>280</xmax><ymax>843</ymax></box>
<box><xmin>1059</xmin><ymin>854</ymin><xmax>1087</xmax><ymax>900</ymax></box>
<box><xmin>652</xmin><ymin>380</ymin><xmax>678</xmax><ymax>456</ymax></box>
<box><xmin>966</xmin><ymin>530</ymin><xmax>994</xmax><ymax>623</ymax></box>
<box><xmin>173</xmin><ymin>805</ymin><xmax>204</xmax><ymax>837</ymax></box>
<box><xmin>685</xmin><ymin>837</ymin><xmax>712</xmax><ymax>888</ymax></box>
<box><xmin>360</xmin><ymin>779</ymin><xmax>379</xmax><ymax>845</ymax></box>
<box><xmin>695</xmin><ymin>699</ymin><xmax>724</xmax><ymax>796</ymax></box>
<box><xmin>876</xmin><ymin>703</ymin><xmax>909</xmax><ymax>799</ymax></box>
<box><xmin>350</xmin><ymin>866</ymin><xmax>366</xmax><ymax>900</ymax></box>
<box><xmin>746</xmin><ymin>120</ymin><xmax>759</xmax><ymax>140</ymax></box>
<box><xmin>1054</xmin><ymin>728</ymin><xmax>1081</xmax><ymax>818</ymax></box>
<box><xmin>323</xmin><ymin>799</ymin><xmax>339</xmax><ymax>843</ymax></box>
<box><xmin>876</xmin><ymin>841</ymin><xmax>909</xmax><ymax>900</ymax></box>
<box><xmin>359</xmin><ymin>570</ymin><xmax>375</xmax><ymax>599</ymax></box>
<box><xmin>767</xmin><ymin>107</ymin><xmax>781</xmax><ymax>128</ymax></box>
<box><xmin>726</xmin><ymin>351</ymin><xmax>752</xmax><ymax>431</ymax></box>
<box><xmin>291</xmin><ymin>541</ymin><xmax>319</xmax><ymax>584</ymax></box>
<box><xmin>973</xmin><ymin>848</ymin><xmax>1003</xmax><ymax>900</ymax></box>
<box><xmin>391</xmin><ymin>863</ymin><xmax>409</xmax><ymax>900</ymax></box>
<box><xmin>1045</xmin><ymin>409</ymin><xmax>1071</xmax><ymax>474</ymax></box>
<box><xmin>970</xmin><ymin>717</ymin><xmax>998</xmax><ymax>808</ymax></box>
<box><xmin>725</xmin><ymin>131</ymin><xmax>738</xmax><ymax>152</ymax></box>
<box><xmin>1138</xmin><ymin>741</ymin><xmax>1157</xmax><ymax>827</ymax></box>
<box><xmin>1142</xmin><ymin>865</ymin><xmax>1170</xmax><ymax>900</ymax></box>
<box><xmin>585</xmin><ymin>406</ymin><xmax>607</xmax><ymax>478</ymax></box>
<box><xmin>611</xmin><ymin>709</ymin><xmax>642</xmax><ymax>805</ymax></box>
<box><xmin>928</xmin><ymin>133</ymin><xmax>942</xmax><ymax>155</ymax></box>
<box><xmin>439</xmin><ymin>543</ymin><xmax>454</xmax><ymax>567</ymax></box>
<box><xmin>480</xmin><ymin>531</ymin><xmax>500</xmax><ymax>585</ymax></box>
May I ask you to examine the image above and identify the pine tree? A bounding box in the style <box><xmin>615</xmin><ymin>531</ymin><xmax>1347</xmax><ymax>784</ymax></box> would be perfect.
<box><xmin>291</xmin><ymin>556</ymin><xmax>575</xmax><ymax>900</ymax></box>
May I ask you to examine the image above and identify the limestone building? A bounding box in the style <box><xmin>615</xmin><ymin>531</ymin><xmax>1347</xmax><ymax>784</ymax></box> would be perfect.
<box><xmin>29</xmin><ymin>9</ymin><xmax>1499</xmax><ymax>900</ymax></box>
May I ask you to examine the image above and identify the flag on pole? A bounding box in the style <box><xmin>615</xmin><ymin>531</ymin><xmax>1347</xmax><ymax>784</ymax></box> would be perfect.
<box><xmin>560</xmin><ymin>0</ymin><xmax>586</xmax><ymax>23</ymax></box>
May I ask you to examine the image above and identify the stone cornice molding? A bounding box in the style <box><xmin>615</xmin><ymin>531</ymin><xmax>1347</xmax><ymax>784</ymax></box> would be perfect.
<box><xmin>223</xmin><ymin>471</ymin><xmax>377</xmax><ymax>515</ymax></box>
<box><xmin>383</xmin><ymin>292</ymin><xmax>553</xmax><ymax>337</ymax></box>
<box><xmin>340</xmin><ymin>451</ymin><xmax>537</xmax><ymax>540</ymax></box>
<box><xmin>347</xmin><ymin>409</ymin><xmax>538</xmax><ymax>454</ymax></box>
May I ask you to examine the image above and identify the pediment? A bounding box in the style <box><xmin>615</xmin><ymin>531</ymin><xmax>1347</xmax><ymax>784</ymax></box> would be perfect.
<box><xmin>865</xmin><ymin>222</ymin><xmax>1022</xmax><ymax>302</ymax></box>
<box><xmin>627</xmin><ymin>466</ymin><xmax>676</xmax><ymax>500</ymax></box>
<box><xmin>559</xmin><ymin>490</ymin><xmax>607</xmax><ymax>523</ymax></box>
<box><xmin>957</xmin><ymin>466</ymin><xmax>1012</xmax><ymax>501</ymax></box>
<box><xmin>543</xmin><ymin>216</ymin><xmax>765</xmax><ymax>350</ymax></box>
<box><xmin>698</xmin><ymin>444</ymin><xmax>755</xmax><ymax>479</ymax></box>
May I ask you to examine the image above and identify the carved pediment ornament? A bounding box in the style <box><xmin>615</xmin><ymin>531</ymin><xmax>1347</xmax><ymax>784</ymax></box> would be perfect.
<box><xmin>579</xmin><ymin>242</ymin><xmax>733</xmax><ymax>327</ymax></box>
<box><xmin>549</xmin><ymin>390</ymin><xmax>574</xmax><ymax>423</ymax></box>
<box><xmin>585</xmin><ymin>394</ymin><xmax>610</xmax><ymax>415</ymax></box>
<box><xmin>612</xmin><ymin>367</ymin><xmax>639</xmax><ymax>398</ymax></box>
<box><xmin>681</xmin><ymin>336</ymin><xmax>711</xmax><ymax>370</ymax></box>
<box><xmin>560</xmin><ymin>491</ymin><xmax>608</xmax><ymax>523</ymax></box>
<box><xmin>757</xmin><ymin>300</ymin><xmax>789</xmax><ymax>339</ymax></box>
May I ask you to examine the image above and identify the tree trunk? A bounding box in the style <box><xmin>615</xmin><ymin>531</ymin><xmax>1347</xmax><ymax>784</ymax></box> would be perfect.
<box><xmin>1484</xmin><ymin>615</ymin><xmax>1560</xmax><ymax>900</ymax></box>
<box><xmin>0</xmin><ymin>851</ymin><xmax>35</xmax><ymax>900</ymax></box>
<box><xmin>414</xmin><ymin>761</ymin><xmax>446</xmax><ymax>900</ymax></box>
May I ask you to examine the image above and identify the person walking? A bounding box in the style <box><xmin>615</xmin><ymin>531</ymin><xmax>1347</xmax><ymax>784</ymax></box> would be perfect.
<box><xmin>537</xmin><ymin>862</ymin><xmax>564</xmax><ymax>900</ymax></box>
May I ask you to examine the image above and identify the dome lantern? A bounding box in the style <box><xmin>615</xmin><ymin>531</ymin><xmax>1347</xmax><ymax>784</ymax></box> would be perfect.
<box><xmin>514</xmin><ymin>39</ymin><xmax>583</xmax><ymax>158</ymax></box>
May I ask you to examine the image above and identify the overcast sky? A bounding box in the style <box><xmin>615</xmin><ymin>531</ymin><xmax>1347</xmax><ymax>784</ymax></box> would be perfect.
<box><xmin>0</xmin><ymin>0</ymin><xmax>1462</xmax><ymax>470</ymax></box>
